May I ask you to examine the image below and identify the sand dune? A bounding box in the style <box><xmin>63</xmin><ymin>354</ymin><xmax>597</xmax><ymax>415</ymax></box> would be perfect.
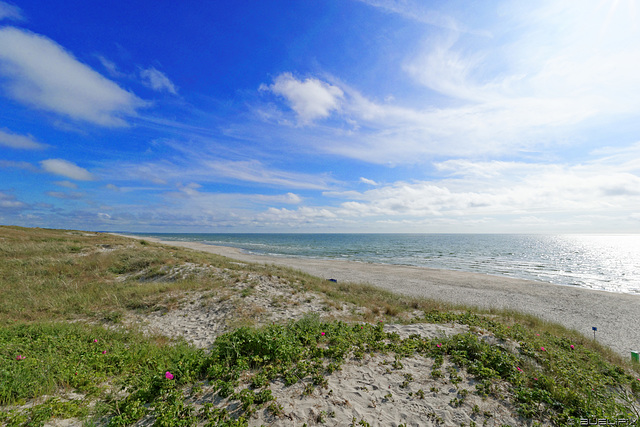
<box><xmin>131</xmin><ymin>236</ymin><xmax>640</xmax><ymax>358</ymax></box>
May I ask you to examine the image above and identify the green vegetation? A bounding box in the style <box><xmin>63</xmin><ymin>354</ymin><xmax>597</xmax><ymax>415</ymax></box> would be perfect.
<box><xmin>0</xmin><ymin>225</ymin><xmax>639</xmax><ymax>426</ymax></box>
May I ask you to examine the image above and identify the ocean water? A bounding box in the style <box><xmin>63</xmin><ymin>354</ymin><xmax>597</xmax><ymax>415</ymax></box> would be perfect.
<box><xmin>133</xmin><ymin>233</ymin><xmax>640</xmax><ymax>295</ymax></box>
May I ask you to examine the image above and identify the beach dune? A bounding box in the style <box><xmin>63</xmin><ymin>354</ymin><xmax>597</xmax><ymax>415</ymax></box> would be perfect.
<box><xmin>131</xmin><ymin>237</ymin><xmax>639</xmax><ymax>358</ymax></box>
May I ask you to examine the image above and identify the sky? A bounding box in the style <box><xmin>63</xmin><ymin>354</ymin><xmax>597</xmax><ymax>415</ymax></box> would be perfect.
<box><xmin>1</xmin><ymin>0</ymin><xmax>640</xmax><ymax>233</ymax></box>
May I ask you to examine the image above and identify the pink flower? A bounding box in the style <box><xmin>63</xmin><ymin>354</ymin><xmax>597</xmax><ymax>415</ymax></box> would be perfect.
<box><xmin>540</xmin><ymin>347</ymin><xmax>545</xmax><ymax>351</ymax></box>
<box><xmin>534</xmin><ymin>378</ymin><xmax>538</xmax><ymax>381</ymax></box>
<box><xmin>536</xmin><ymin>334</ymin><xmax>540</xmax><ymax>336</ymax></box>
<box><xmin>165</xmin><ymin>371</ymin><xmax>174</xmax><ymax>380</ymax></box>
<box><xmin>16</xmin><ymin>355</ymin><xmax>25</xmax><ymax>361</ymax></box>
<box><xmin>102</xmin><ymin>350</ymin><xmax>107</xmax><ymax>354</ymax></box>
<box><xmin>516</xmin><ymin>367</ymin><xmax>522</xmax><ymax>372</ymax></box>
<box><xmin>321</xmin><ymin>332</ymin><xmax>325</xmax><ymax>336</ymax></box>
<box><xmin>436</xmin><ymin>343</ymin><xmax>442</xmax><ymax>348</ymax></box>
<box><xmin>570</xmin><ymin>345</ymin><xmax>574</xmax><ymax>349</ymax></box>
<box><xmin>93</xmin><ymin>339</ymin><xmax>98</xmax><ymax>343</ymax></box>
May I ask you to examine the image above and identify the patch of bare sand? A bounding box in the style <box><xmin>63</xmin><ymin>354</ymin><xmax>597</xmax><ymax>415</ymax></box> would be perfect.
<box><xmin>146</xmin><ymin>323</ymin><xmax>539</xmax><ymax>427</ymax></box>
<box><xmin>123</xmin><ymin>265</ymin><xmax>366</xmax><ymax>348</ymax></box>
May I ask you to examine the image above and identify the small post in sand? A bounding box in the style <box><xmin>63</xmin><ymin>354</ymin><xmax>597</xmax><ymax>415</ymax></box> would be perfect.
<box><xmin>592</xmin><ymin>326</ymin><xmax>597</xmax><ymax>341</ymax></box>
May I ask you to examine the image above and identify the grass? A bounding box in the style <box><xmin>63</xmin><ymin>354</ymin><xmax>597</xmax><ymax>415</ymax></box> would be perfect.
<box><xmin>0</xmin><ymin>226</ymin><xmax>239</xmax><ymax>325</ymax></box>
<box><xmin>1</xmin><ymin>225</ymin><xmax>639</xmax><ymax>426</ymax></box>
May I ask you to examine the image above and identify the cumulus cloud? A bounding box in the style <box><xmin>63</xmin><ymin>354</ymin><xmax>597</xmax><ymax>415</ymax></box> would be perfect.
<box><xmin>263</xmin><ymin>73</ymin><xmax>343</xmax><ymax>124</ymax></box>
<box><xmin>0</xmin><ymin>1</ymin><xmax>23</xmax><ymax>21</ymax></box>
<box><xmin>330</xmin><ymin>160</ymin><xmax>640</xmax><ymax>220</ymax></box>
<box><xmin>0</xmin><ymin>128</ymin><xmax>46</xmax><ymax>149</ymax></box>
<box><xmin>0</xmin><ymin>27</ymin><xmax>146</xmax><ymax>126</ymax></box>
<box><xmin>257</xmin><ymin>206</ymin><xmax>338</xmax><ymax>226</ymax></box>
<box><xmin>140</xmin><ymin>67</ymin><xmax>178</xmax><ymax>94</ymax></box>
<box><xmin>245</xmin><ymin>157</ymin><xmax>640</xmax><ymax>232</ymax></box>
<box><xmin>40</xmin><ymin>159</ymin><xmax>95</xmax><ymax>181</ymax></box>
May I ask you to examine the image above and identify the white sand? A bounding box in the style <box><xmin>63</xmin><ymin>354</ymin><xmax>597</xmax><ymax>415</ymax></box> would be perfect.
<box><xmin>130</xmin><ymin>236</ymin><xmax>640</xmax><ymax>358</ymax></box>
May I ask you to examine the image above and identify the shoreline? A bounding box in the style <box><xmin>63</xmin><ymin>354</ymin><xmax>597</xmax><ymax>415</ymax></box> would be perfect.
<box><xmin>119</xmin><ymin>234</ymin><xmax>640</xmax><ymax>357</ymax></box>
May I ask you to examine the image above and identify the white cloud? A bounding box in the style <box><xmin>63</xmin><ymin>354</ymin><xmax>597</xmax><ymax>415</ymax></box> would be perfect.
<box><xmin>329</xmin><ymin>160</ymin><xmax>640</xmax><ymax>220</ymax></box>
<box><xmin>0</xmin><ymin>191</ymin><xmax>26</xmax><ymax>209</ymax></box>
<box><xmin>108</xmin><ymin>156</ymin><xmax>336</xmax><ymax>190</ymax></box>
<box><xmin>140</xmin><ymin>67</ymin><xmax>178</xmax><ymax>94</ymax></box>
<box><xmin>96</xmin><ymin>55</ymin><xmax>124</xmax><ymax>77</ymax></box>
<box><xmin>404</xmin><ymin>34</ymin><xmax>494</xmax><ymax>102</ymax></box>
<box><xmin>203</xmin><ymin>159</ymin><xmax>334</xmax><ymax>190</ymax></box>
<box><xmin>257</xmin><ymin>206</ymin><xmax>338</xmax><ymax>226</ymax></box>
<box><xmin>0</xmin><ymin>128</ymin><xmax>46</xmax><ymax>149</ymax></box>
<box><xmin>40</xmin><ymin>159</ymin><xmax>95</xmax><ymax>181</ymax></box>
<box><xmin>0</xmin><ymin>1</ymin><xmax>23</xmax><ymax>21</ymax></box>
<box><xmin>54</xmin><ymin>180</ymin><xmax>78</xmax><ymax>189</ymax></box>
<box><xmin>256</xmin><ymin>73</ymin><xmax>593</xmax><ymax>164</ymax></box>
<box><xmin>0</xmin><ymin>27</ymin><xmax>146</xmax><ymax>126</ymax></box>
<box><xmin>245</xmin><ymin>156</ymin><xmax>640</xmax><ymax>232</ymax></box>
<box><xmin>255</xmin><ymin>192</ymin><xmax>302</xmax><ymax>204</ymax></box>
<box><xmin>0</xmin><ymin>160</ymin><xmax>39</xmax><ymax>172</ymax></box>
<box><xmin>360</xmin><ymin>177</ymin><xmax>378</xmax><ymax>186</ymax></box>
<box><xmin>252</xmin><ymin>1</ymin><xmax>640</xmax><ymax>165</ymax></box>
<box><xmin>264</xmin><ymin>73</ymin><xmax>343</xmax><ymax>124</ymax></box>
<box><xmin>355</xmin><ymin>0</ymin><xmax>488</xmax><ymax>35</ymax></box>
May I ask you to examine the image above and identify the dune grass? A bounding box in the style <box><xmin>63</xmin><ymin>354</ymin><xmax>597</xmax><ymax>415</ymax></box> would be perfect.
<box><xmin>1</xmin><ymin>225</ymin><xmax>639</xmax><ymax>426</ymax></box>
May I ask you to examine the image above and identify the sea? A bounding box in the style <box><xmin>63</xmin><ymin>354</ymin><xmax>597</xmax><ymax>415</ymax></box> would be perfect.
<box><xmin>132</xmin><ymin>233</ymin><xmax>640</xmax><ymax>295</ymax></box>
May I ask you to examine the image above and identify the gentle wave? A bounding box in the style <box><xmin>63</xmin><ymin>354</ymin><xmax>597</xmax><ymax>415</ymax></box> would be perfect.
<box><xmin>132</xmin><ymin>233</ymin><xmax>640</xmax><ymax>295</ymax></box>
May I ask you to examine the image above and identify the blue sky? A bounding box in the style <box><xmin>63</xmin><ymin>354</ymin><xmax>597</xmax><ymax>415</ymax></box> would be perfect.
<box><xmin>1</xmin><ymin>0</ymin><xmax>640</xmax><ymax>233</ymax></box>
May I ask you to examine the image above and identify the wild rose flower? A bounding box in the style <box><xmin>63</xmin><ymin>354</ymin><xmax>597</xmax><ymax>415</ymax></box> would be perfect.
<box><xmin>540</xmin><ymin>347</ymin><xmax>546</xmax><ymax>351</ymax></box>
<box><xmin>436</xmin><ymin>343</ymin><xmax>442</xmax><ymax>348</ymax></box>
<box><xmin>516</xmin><ymin>367</ymin><xmax>522</xmax><ymax>372</ymax></box>
<box><xmin>321</xmin><ymin>332</ymin><xmax>325</xmax><ymax>336</ymax></box>
<box><xmin>102</xmin><ymin>350</ymin><xmax>107</xmax><ymax>354</ymax></box>
<box><xmin>16</xmin><ymin>355</ymin><xmax>25</xmax><ymax>360</ymax></box>
<box><xmin>570</xmin><ymin>345</ymin><xmax>574</xmax><ymax>349</ymax></box>
<box><xmin>93</xmin><ymin>339</ymin><xmax>98</xmax><ymax>343</ymax></box>
<box><xmin>165</xmin><ymin>371</ymin><xmax>174</xmax><ymax>380</ymax></box>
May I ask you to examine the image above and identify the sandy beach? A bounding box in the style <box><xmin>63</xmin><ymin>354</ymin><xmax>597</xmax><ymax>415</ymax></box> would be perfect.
<box><xmin>131</xmin><ymin>236</ymin><xmax>639</xmax><ymax>358</ymax></box>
